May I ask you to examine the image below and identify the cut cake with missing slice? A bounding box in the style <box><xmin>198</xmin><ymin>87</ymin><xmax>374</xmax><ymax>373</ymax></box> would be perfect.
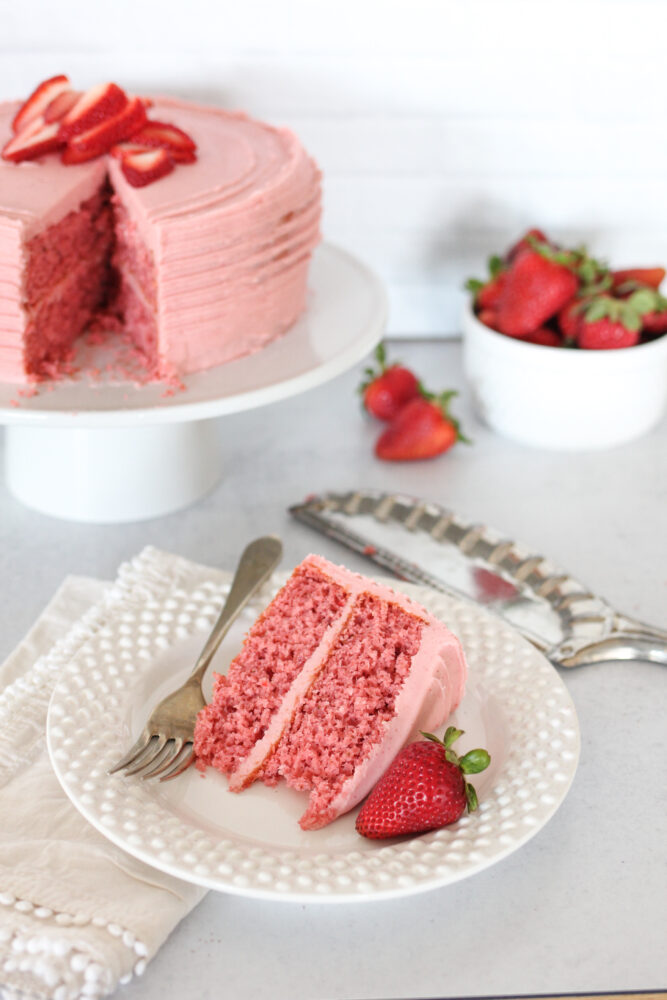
<box><xmin>193</xmin><ymin>554</ymin><xmax>467</xmax><ymax>831</ymax></box>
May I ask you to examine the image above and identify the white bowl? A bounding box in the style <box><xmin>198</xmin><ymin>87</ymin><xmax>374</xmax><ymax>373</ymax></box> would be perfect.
<box><xmin>461</xmin><ymin>302</ymin><xmax>667</xmax><ymax>449</ymax></box>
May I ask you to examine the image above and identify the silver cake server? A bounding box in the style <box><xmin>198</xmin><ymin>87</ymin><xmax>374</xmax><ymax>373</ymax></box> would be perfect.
<box><xmin>289</xmin><ymin>490</ymin><xmax>667</xmax><ymax>669</ymax></box>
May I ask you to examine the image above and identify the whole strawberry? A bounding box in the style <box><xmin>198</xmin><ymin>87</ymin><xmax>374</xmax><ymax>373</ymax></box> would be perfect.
<box><xmin>356</xmin><ymin>727</ymin><xmax>490</xmax><ymax>840</ymax></box>
<box><xmin>465</xmin><ymin>254</ymin><xmax>507</xmax><ymax>312</ymax></box>
<box><xmin>375</xmin><ymin>391</ymin><xmax>467</xmax><ymax>461</ymax></box>
<box><xmin>576</xmin><ymin>290</ymin><xmax>655</xmax><ymax>350</ymax></box>
<box><xmin>505</xmin><ymin>227</ymin><xmax>549</xmax><ymax>262</ymax></box>
<box><xmin>361</xmin><ymin>342</ymin><xmax>420</xmax><ymax>421</ymax></box>
<box><xmin>520</xmin><ymin>326</ymin><xmax>562</xmax><ymax>347</ymax></box>
<box><xmin>495</xmin><ymin>244</ymin><xmax>579</xmax><ymax>337</ymax></box>
<box><xmin>611</xmin><ymin>267</ymin><xmax>665</xmax><ymax>293</ymax></box>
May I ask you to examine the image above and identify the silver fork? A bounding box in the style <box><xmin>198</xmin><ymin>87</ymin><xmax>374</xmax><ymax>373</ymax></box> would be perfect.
<box><xmin>108</xmin><ymin>535</ymin><xmax>283</xmax><ymax>782</ymax></box>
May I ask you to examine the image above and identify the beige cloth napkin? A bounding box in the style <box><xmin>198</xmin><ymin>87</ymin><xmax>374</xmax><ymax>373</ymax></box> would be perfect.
<box><xmin>0</xmin><ymin>551</ymin><xmax>210</xmax><ymax>1000</ymax></box>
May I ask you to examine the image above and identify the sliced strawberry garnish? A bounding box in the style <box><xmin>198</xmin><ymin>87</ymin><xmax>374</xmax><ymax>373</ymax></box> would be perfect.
<box><xmin>61</xmin><ymin>97</ymin><xmax>147</xmax><ymax>164</ymax></box>
<box><xmin>43</xmin><ymin>89</ymin><xmax>82</xmax><ymax>124</ymax></box>
<box><xmin>57</xmin><ymin>82</ymin><xmax>128</xmax><ymax>141</ymax></box>
<box><xmin>120</xmin><ymin>146</ymin><xmax>174</xmax><ymax>187</ymax></box>
<box><xmin>11</xmin><ymin>75</ymin><xmax>70</xmax><ymax>134</ymax></box>
<box><xmin>132</xmin><ymin>120</ymin><xmax>197</xmax><ymax>163</ymax></box>
<box><xmin>109</xmin><ymin>141</ymin><xmax>153</xmax><ymax>160</ymax></box>
<box><xmin>2</xmin><ymin>117</ymin><xmax>62</xmax><ymax>163</ymax></box>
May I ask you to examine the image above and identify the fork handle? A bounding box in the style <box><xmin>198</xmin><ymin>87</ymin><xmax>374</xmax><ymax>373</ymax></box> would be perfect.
<box><xmin>189</xmin><ymin>536</ymin><xmax>283</xmax><ymax>688</ymax></box>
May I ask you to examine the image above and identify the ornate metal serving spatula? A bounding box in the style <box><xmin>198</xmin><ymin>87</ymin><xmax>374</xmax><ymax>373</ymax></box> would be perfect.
<box><xmin>290</xmin><ymin>490</ymin><xmax>666</xmax><ymax>669</ymax></box>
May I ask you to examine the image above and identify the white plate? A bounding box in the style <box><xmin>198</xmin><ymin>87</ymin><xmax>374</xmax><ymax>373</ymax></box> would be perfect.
<box><xmin>47</xmin><ymin>573</ymin><xmax>580</xmax><ymax>903</ymax></box>
<box><xmin>0</xmin><ymin>242</ymin><xmax>387</xmax><ymax>427</ymax></box>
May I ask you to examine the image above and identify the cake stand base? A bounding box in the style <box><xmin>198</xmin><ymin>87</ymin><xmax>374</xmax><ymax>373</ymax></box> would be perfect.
<box><xmin>5</xmin><ymin>420</ymin><xmax>222</xmax><ymax>523</ymax></box>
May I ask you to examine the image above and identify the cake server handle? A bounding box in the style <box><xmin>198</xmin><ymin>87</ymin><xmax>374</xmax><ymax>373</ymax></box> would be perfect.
<box><xmin>189</xmin><ymin>535</ymin><xmax>284</xmax><ymax>688</ymax></box>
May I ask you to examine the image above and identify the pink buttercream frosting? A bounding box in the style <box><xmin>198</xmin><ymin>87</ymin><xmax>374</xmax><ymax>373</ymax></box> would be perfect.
<box><xmin>0</xmin><ymin>96</ymin><xmax>321</xmax><ymax>382</ymax></box>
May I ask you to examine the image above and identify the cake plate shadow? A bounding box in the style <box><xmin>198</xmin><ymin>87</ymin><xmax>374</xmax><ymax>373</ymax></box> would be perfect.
<box><xmin>0</xmin><ymin>243</ymin><xmax>387</xmax><ymax>523</ymax></box>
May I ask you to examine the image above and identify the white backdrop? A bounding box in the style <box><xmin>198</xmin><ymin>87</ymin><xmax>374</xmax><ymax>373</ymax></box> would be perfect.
<box><xmin>2</xmin><ymin>0</ymin><xmax>667</xmax><ymax>336</ymax></box>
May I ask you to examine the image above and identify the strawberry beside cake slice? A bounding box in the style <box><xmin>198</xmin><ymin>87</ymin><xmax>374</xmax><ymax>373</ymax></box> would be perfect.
<box><xmin>193</xmin><ymin>555</ymin><xmax>467</xmax><ymax>831</ymax></box>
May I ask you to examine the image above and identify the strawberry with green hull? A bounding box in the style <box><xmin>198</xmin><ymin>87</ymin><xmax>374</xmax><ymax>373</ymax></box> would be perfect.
<box><xmin>375</xmin><ymin>391</ymin><xmax>467</xmax><ymax>462</ymax></box>
<box><xmin>577</xmin><ymin>288</ymin><xmax>660</xmax><ymax>350</ymax></box>
<box><xmin>465</xmin><ymin>254</ymin><xmax>507</xmax><ymax>312</ymax></box>
<box><xmin>495</xmin><ymin>241</ymin><xmax>580</xmax><ymax>338</ymax></box>
<box><xmin>360</xmin><ymin>342</ymin><xmax>420</xmax><ymax>421</ymax></box>
<box><xmin>506</xmin><ymin>227</ymin><xmax>549</xmax><ymax>262</ymax></box>
<box><xmin>356</xmin><ymin>727</ymin><xmax>491</xmax><ymax>839</ymax></box>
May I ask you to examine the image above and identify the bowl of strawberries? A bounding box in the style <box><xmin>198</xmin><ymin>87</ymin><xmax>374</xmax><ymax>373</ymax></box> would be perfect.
<box><xmin>462</xmin><ymin>229</ymin><xmax>667</xmax><ymax>449</ymax></box>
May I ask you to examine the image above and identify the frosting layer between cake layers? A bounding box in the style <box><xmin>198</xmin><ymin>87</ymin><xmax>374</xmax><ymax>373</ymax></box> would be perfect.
<box><xmin>0</xmin><ymin>97</ymin><xmax>321</xmax><ymax>382</ymax></box>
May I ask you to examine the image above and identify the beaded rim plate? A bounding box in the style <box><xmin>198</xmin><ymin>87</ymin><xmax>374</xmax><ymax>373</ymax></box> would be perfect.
<box><xmin>47</xmin><ymin>570</ymin><xmax>580</xmax><ymax>903</ymax></box>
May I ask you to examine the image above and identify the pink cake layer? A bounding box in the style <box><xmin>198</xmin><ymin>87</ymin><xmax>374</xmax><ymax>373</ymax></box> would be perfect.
<box><xmin>194</xmin><ymin>555</ymin><xmax>467</xmax><ymax>831</ymax></box>
<box><xmin>193</xmin><ymin>561</ymin><xmax>350</xmax><ymax>775</ymax></box>
<box><xmin>0</xmin><ymin>96</ymin><xmax>321</xmax><ymax>382</ymax></box>
<box><xmin>21</xmin><ymin>190</ymin><xmax>114</xmax><ymax>377</ymax></box>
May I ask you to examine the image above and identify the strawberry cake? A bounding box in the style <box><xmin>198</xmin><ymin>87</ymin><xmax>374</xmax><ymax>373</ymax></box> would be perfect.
<box><xmin>0</xmin><ymin>76</ymin><xmax>321</xmax><ymax>383</ymax></box>
<box><xmin>194</xmin><ymin>555</ymin><xmax>467</xmax><ymax>831</ymax></box>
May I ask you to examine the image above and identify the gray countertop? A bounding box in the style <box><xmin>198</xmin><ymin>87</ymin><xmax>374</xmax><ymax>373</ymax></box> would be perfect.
<box><xmin>1</xmin><ymin>339</ymin><xmax>665</xmax><ymax>999</ymax></box>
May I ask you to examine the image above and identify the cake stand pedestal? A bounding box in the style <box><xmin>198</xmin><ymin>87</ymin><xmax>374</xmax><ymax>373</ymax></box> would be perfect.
<box><xmin>6</xmin><ymin>421</ymin><xmax>223</xmax><ymax>523</ymax></box>
<box><xmin>0</xmin><ymin>244</ymin><xmax>387</xmax><ymax>524</ymax></box>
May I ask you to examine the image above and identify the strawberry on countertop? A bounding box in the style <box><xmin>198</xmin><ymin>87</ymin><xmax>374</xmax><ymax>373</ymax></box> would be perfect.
<box><xmin>356</xmin><ymin>727</ymin><xmax>491</xmax><ymax>839</ymax></box>
<box><xmin>375</xmin><ymin>391</ymin><xmax>468</xmax><ymax>461</ymax></box>
<box><xmin>360</xmin><ymin>342</ymin><xmax>421</xmax><ymax>421</ymax></box>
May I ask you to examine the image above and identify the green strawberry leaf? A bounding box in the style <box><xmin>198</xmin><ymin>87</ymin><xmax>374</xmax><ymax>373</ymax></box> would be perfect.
<box><xmin>627</xmin><ymin>288</ymin><xmax>658</xmax><ymax>316</ymax></box>
<box><xmin>488</xmin><ymin>254</ymin><xmax>504</xmax><ymax>278</ymax></box>
<box><xmin>465</xmin><ymin>277</ymin><xmax>484</xmax><ymax>295</ymax></box>
<box><xmin>459</xmin><ymin>749</ymin><xmax>491</xmax><ymax>774</ymax></box>
<box><xmin>465</xmin><ymin>782</ymin><xmax>479</xmax><ymax>813</ymax></box>
<box><xmin>584</xmin><ymin>297</ymin><xmax>611</xmax><ymax>322</ymax></box>
<box><xmin>443</xmin><ymin>726</ymin><xmax>464</xmax><ymax>748</ymax></box>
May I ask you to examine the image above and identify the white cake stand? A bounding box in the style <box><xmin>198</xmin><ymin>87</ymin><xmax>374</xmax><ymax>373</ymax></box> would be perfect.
<box><xmin>0</xmin><ymin>244</ymin><xmax>387</xmax><ymax>523</ymax></box>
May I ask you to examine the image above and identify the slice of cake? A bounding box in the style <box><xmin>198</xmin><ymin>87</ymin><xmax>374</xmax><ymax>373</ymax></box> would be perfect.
<box><xmin>0</xmin><ymin>80</ymin><xmax>321</xmax><ymax>384</ymax></box>
<box><xmin>194</xmin><ymin>555</ymin><xmax>467</xmax><ymax>831</ymax></box>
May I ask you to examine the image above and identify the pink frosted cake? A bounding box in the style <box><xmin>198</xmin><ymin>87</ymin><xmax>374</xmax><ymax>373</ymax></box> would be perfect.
<box><xmin>194</xmin><ymin>555</ymin><xmax>467</xmax><ymax>831</ymax></box>
<box><xmin>0</xmin><ymin>76</ymin><xmax>321</xmax><ymax>383</ymax></box>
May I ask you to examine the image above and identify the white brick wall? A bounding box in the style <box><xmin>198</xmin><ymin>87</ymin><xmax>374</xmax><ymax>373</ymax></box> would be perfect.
<box><xmin>2</xmin><ymin>0</ymin><xmax>667</xmax><ymax>336</ymax></box>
